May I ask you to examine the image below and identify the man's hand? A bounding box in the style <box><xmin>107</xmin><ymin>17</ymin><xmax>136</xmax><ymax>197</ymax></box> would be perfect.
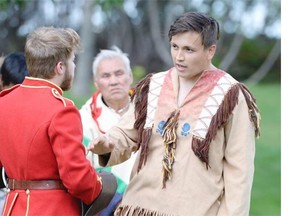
<box><xmin>87</xmin><ymin>136</ymin><xmax>114</xmax><ymax>155</ymax></box>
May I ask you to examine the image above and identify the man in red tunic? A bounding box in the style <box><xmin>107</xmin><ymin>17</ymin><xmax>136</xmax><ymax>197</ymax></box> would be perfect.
<box><xmin>0</xmin><ymin>26</ymin><xmax>106</xmax><ymax>215</ymax></box>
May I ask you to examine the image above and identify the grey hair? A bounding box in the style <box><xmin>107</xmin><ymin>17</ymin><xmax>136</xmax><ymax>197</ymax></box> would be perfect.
<box><xmin>92</xmin><ymin>45</ymin><xmax>132</xmax><ymax>79</ymax></box>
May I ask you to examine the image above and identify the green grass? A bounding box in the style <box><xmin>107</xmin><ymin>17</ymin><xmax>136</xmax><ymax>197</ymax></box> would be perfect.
<box><xmin>64</xmin><ymin>88</ymin><xmax>94</xmax><ymax>109</ymax></box>
<box><xmin>66</xmin><ymin>83</ymin><xmax>281</xmax><ymax>215</ymax></box>
<box><xmin>248</xmin><ymin>83</ymin><xmax>281</xmax><ymax>216</ymax></box>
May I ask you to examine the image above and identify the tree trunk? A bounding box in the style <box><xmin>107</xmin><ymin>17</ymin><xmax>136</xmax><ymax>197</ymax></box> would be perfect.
<box><xmin>72</xmin><ymin>0</ymin><xmax>95</xmax><ymax>97</ymax></box>
<box><xmin>147</xmin><ymin>0</ymin><xmax>171</xmax><ymax>66</ymax></box>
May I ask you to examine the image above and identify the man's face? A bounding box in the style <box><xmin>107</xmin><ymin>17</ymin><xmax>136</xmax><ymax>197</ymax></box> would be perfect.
<box><xmin>94</xmin><ymin>57</ymin><xmax>132</xmax><ymax>103</ymax></box>
<box><xmin>60</xmin><ymin>52</ymin><xmax>75</xmax><ymax>91</ymax></box>
<box><xmin>170</xmin><ymin>31</ymin><xmax>215</xmax><ymax>80</ymax></box>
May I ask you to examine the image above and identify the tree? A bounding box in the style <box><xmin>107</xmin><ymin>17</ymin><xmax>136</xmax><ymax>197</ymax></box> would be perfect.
<box><xmin>71</xmin><ymin>0</ymin><xmax>95</xmax><ymax>97</ymax></box>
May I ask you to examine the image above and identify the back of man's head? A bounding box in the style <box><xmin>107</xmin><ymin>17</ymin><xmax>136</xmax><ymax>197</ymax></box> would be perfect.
<box><xmin>0</xmin><ymin>52</ymin><xmax>29</xmax><ymax>90</ymax></box>
<box><xmin>25</xmin><ymin>26</ymin><xmax>80</xmax><ymax>79</ymax></box>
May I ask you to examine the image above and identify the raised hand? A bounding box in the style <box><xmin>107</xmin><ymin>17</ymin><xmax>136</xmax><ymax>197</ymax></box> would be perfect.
<box><xmin>87</xmin><ymin>136</ymin><xmax>114</xmax><ymax>155</ymax></box>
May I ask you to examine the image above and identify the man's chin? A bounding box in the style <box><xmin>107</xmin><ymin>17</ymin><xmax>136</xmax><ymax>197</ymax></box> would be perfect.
<box><xmin>109</xmin><ymin>94</ymin><xmax>127</xmax><ymax>101</ymax></box>
<box><xmin>110</xmin><ymin>91</ymin><xmax>124</xmax><ymax>97</ymax></box>
<box><xmin>60</xmin><ymin>80</ymin><xmax>72</xmax><ymax>91</ymax></box>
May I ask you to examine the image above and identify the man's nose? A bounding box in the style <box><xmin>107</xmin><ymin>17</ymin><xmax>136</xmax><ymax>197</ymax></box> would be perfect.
<box><xmin>109</xmin><ymin>75</ymin><xmax>118</xmax><ymax>85</ymax></box>
<box><xmin>176</xmin><ymin>50</ymin><xmax>184</xmax><ymax>61</ymax></box>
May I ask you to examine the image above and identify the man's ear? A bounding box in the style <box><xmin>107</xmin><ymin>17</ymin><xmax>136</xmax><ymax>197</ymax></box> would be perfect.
<box><xmin>94</xmin><ymin>79</ymin><xmax>99</xmax><ymax>89</ymax></box>
<box><xmin>55</xmin><ymin>61</ymin><xmax>65</xmax><ymax>75</ymax></box>
<box><xmin>207</xmin><ymin>45</ymin><xmax>216</xmax><ymax>60</ymax></box>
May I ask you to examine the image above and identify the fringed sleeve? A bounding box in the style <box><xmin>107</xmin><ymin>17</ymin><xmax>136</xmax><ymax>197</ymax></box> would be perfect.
<box><xmin>132</xmin><ymin>73</ymin><xmax>153</xmax><ymax>172</ymax></box>
<box><xmin>238</xmin><ymin>84</ymin><xmax>261</xmax><ymax>138</ymax></box>
<box><xmin>192</xmin><ymin>83</ymin><xmax>261</xmax><ymax>168</ymax></box>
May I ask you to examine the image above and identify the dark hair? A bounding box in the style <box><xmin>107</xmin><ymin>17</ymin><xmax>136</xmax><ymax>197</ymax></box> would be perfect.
<box><xmin>0</xmin><ymin>52</ymin><xmax>29</xmax><ymax>86</ymax></box>
<box><xmin>168</xmin><ymin>12</ymin><xmax>220</xmax><ymax>49</ymax></box>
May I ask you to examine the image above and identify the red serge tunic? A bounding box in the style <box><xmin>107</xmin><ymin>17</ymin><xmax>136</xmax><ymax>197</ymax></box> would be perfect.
<box><xmin>0</xmin><ymin>77</ymin><xmax>102</xmax><ymax>215</ymax></box>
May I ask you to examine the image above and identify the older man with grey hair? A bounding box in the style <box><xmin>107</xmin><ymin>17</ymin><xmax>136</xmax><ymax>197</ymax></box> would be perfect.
<box><xmin>80</xmin><ymin>45</ymin><xmax>137</xmax><ymax>216</ymax></box>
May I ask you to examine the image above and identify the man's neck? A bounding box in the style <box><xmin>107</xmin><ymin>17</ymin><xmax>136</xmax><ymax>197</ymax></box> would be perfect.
<box><xmin>102</xmin><ymin>96</ymin><xmax>130</xmax><ymax>116</ymax></box>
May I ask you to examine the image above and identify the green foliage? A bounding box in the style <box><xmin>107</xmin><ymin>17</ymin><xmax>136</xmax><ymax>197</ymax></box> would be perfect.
<box><xmin>0</xmin><ymin>0</ymin><xmax>26</xmax><ymax>9</ymax></box>
<box><xmin>131</xmin><ymin>65</ymin><xmax>146</xmax><ymax>87</ymax></box>
<box><xmin>94</xmin><ymin>0</ymin><xmax>124</xmax><ymax>11</ymax></box>
<box><xmin>259</xmin><ymin>59</ymin><xmax>281</xmax><ymax>84</ymax></box>
<box><xmin>0</xmin><ymin>0</ymin><xmax>8</xmax><ymax>9</ymax></box>
<box><xmin>230</xmin><ymin>36</ymin><xmax>280</xmax><ymax>82</ymax></box>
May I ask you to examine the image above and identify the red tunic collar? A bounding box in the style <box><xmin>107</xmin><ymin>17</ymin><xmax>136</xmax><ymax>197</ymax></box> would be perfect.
<box><xmin>21</xmin><ymin>77</ymin><xmax>63</xmax><ymax>95</ymax></box>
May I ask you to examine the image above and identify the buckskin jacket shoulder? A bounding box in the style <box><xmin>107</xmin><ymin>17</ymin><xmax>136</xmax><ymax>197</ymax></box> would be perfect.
<box><xmin>100</xmin><ymin>68</ymin><xmax>260</xmax><ymax>216</ymax></box>
<box><xmin>0</xmin><ymin>77</ymin><xmax>102</xmax><ymax>215</ymax></box>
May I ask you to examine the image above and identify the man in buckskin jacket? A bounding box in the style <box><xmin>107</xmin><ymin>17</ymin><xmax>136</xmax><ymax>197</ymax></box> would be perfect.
<box><xmin>88</xmin><ymin>12</ymin><xmax>261</xmax><ymax>216</ymax></box>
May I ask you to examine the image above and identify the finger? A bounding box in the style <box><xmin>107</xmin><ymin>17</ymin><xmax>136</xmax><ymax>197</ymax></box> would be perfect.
<box><xmin>87</xmin><ymin>137</ymin><xmax>100</xmax><ymax>150</ymax></box>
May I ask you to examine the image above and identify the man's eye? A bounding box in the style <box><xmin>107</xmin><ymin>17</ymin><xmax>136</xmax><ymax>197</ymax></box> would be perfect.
<box><xmin>171</xmin><ymin>44</ymin><xmax>178</xmax><ymax>50</ymax></box>
<box><xmin>102</xmin><ymin>74</ymin><xmax>109</xmax><ymax>78</ymax></box>
<box><xmin>116</xmin><ymin>71</ymin><xmax>124</xmax><ymax>76</ymax></box>
<box><xmin>186</xmin><ymin>48</ymin><xmax>193</xmax><ymax>52</ymax></box>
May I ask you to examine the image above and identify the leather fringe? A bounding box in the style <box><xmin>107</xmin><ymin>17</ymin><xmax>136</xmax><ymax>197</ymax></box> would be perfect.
<box><xmin>192</xmin><ymin>85</ymin><xmax>239</xmax><ymax>169</ymax></box>
<box><xmin>238</xmin><ymin>83</ymin><xmax>261</xmax><ymax>138</ymax></box>
<box><xmin>115</xmin><ymin>204</ymin><xmax>174</xmax><ymax>216</ymax></box>
<box><xmin>162</xmin><ymin>110</ymin><xmax>180</xmax><ymax>188</ymax></box>
<box><xmin>191</xmin><ymin>83</ymin><xmax>261</xmax><ymax>169</ymax></box>
<box><xmin>137</xmin><ymin>128</ymin><xmax>152</xmax><ymax>172</ymax></box>
<box><xmin>132</xmin><ymin>73</ymin><xmax>153</xmax><ymax>172</ymax></box>
<box><xmin>191</xmin><ymin>84</ymin><xmax>239</xmax><ymax>168</ymax></box>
